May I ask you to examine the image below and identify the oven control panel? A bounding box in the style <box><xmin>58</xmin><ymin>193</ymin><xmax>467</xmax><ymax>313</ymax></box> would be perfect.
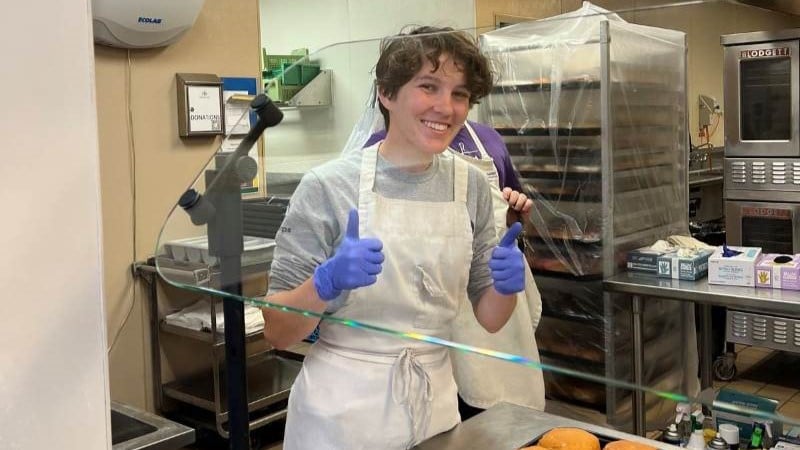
<box><xmin>725</xmin><ymin>158</ymin><xmax>800</xmax><ymax>191</ymax></box>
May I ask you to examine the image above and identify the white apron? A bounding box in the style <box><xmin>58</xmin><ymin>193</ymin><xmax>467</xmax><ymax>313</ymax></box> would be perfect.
<box><xmin>283</xmin><ymin>146</ymin><xmax>473</xmax><ymax>450</ymax></box>
<box><xmin>448</xmin><ymin>122</ymin><xmax>546</xmax><ymax>411</ymax></box>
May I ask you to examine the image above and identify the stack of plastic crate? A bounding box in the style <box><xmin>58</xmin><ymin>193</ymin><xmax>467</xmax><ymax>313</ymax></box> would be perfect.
<box><xmin>262</xmin><ymin>48</ymin><xmax>321</xmax><ymax>104</ymax></box>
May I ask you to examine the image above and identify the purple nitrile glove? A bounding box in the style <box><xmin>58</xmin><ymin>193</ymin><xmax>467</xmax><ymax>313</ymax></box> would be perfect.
<box><xmin>489</xmin><ymin>222</ymin><xmax>525</xmax><ymax>295</ymax></box>
<box><xmin>313</xmin><ymin>209</ymin><xmax>384</xmax><ymax>301</ymax></box>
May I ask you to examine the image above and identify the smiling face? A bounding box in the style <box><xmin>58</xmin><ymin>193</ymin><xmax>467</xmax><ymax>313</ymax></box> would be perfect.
<box><xmin>378</xmin><ymin>54</ymin><xmax>471</xmax><ymax>162</ymax></box>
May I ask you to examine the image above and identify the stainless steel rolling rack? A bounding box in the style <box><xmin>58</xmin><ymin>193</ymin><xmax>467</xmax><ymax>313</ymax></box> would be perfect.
<box><xmin>479</xmin><ymin>11</ymin><xmax>692</xmax><ymax>435</ymax></box>
<box><xmin>133</xmin><ymin>256</ymin><xmax>302</xmax><ymax>441</ymax></box>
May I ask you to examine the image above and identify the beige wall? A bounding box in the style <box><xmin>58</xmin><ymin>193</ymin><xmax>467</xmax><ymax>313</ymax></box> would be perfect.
<box><xmin>476</xmin><ymin>0</ymin><xmax>800</xmax><ymax>147</ymax></box>
<box><xmin>95</xmin><ymin>0</ymin><xmax>261</xmax><ymax>409</ymax></box>
<box><xmin>476</xmin><ymin>0</ymin><xmax>573</xmax><ymax>27</ymax></box>
<box><xmin>629</xmin><ymin>1</ymin><xmax>800</xmax><ymax>147</ymax></box>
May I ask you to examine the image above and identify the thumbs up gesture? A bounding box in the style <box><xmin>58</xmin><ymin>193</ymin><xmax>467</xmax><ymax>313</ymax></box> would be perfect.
<box><xmin>489</xmin><ymin>222</ymin><xmax>525</xmax><ymax>295</ymax></box>
<box><xmin>313</xmin><ymin>209</ymin><xmax>385</xmax><ymax>301</ymax></box>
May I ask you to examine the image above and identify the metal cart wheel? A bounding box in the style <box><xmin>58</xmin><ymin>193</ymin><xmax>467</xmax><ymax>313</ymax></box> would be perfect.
<box><xmin>713</xmin><ymin>352</ymin><xmax>737</xmax><ymax>381</ymax></box>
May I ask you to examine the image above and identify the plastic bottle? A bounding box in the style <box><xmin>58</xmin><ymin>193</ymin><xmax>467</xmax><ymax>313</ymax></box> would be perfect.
<box><xmin>687</xmin><ymin>429</ymin><xmax>707</xmax><ymax>450</ymax></box>
<box><xmin>749</xmin><ymin>424</ymin><xmax>763</xmax><ymax>449</ymax></box>
<box><xmin>676</xmin><ymin>403</ymin><xmax>693</xmax><ymax>446</ymax></box>
<box><xmin>703</xmin><ymin>415</ymin><xmax>717</xmax><ymax>444</ymax></box>
<box><xmin>761</xmin><ymin>421</ymin><xmax>774</xmax><ymax>450</ymax></box>
<box><xmin>680</xmin><ymin>414</ymin><xmax>693</xmax><ymax>446</ymax></box>
<box><xmin>676</xmin><ymin>402</ymin><xmax>692</xmax><ymax>424</ymax></box>
<box><xmin>691</xmin><ymin>410</ymin><xmax>706</xmax><ymax>436</ymax></box>
<box><xmin>718</xmin><ymin>423</ymin><xmax>740</xmax><ymax>450</ymax></box>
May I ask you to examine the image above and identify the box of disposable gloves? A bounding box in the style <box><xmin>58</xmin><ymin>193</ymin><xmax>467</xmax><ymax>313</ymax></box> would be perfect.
<box><xmin>708</xmin><ymin>246</ymin><xmax>762</xmax><ymax>287</ymax></box>
<box><xmin>755</xmin><ymin>254</ymin><xmax>800</xmax><ymax>290</ymax></box>
<box><xmin>627</xmin><ymin>247</ymin><xmax>669</xmax><ymax>274</ymax></box>
<box><xmin>656</xmin><ymin>248</ymin><xmax>713</xmax><ymax>280</ymax></box>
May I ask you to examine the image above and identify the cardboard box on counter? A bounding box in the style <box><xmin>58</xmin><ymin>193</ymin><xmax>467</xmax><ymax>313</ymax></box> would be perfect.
<box><xmin>713</xmin><ymin>388</ymin><xmax>779</xmax><ymax>442</ymax></box>
<box><xmin>755</xmin><ymin>254</ymin><xmax>800</xmax><ymax>291</ymax></box>
<box><xmin>657</xmin><ymin>248</ymin><xmax>713</xmax><ymax>280</ymax></box>
<box><xmin>708</xmin><ymin>246</ymin><xmax>762</xmax><ymax>287</ymax></box>
<box><xmin>626</xmin><ymin>247</ymin><xmax>668</xmax><ymax>274</ymax></box>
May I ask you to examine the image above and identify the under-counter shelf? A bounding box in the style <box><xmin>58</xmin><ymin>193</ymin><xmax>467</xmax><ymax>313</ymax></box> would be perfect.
<box><xmin>492</xmin><ymin>79</ymin><xmax>682</xmax><ymax>93</ymax></box>
<box><xmin>492</xmin><ymin>79</ymin><xmax>601</xmax><ymax>92</ymax></box>
<box><xmin>162</xmin><ymin>352</ymin><xmax>301</xmax><ymax>415</ymax></box>
<box><xmin>688</xmin><ymin>172</ymin><xmax>723</xmax><ymax>187</ymax></box>
<box><xmin>496</xmin><ymin>127</ymin><xmax>602</xmax><ymax>137</ymax></box>
<box><xmin>160</xmin><ymin>321</ymin><xmax>267</xmax><ymax>348</ymax></box>
<box><xmin>134</xmin><ymin>257</ymin><xmax>299</xmax><ymax>440</ymax></box>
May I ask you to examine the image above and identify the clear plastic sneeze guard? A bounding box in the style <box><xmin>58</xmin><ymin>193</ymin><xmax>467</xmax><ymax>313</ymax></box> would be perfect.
<box><xmin>154</xmin><ymin>0</ymin><xmax>800</xmax><ymax>442</ymax></box>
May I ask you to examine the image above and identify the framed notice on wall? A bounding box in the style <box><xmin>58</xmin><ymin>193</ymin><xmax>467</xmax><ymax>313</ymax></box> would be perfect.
<box><xmin>221</xmin><ymin>77</ymin><xmax>262</xmax><ymax>196</ymax></box>
<box><xmin>176</xmin><ymin>73</ymin><xmax>225</xmax><ymax>137</ymax></box>
<box><xmin>186</xmin><ymin>85</ymin><xmax>224</xmax><ymax>133</ymax></box>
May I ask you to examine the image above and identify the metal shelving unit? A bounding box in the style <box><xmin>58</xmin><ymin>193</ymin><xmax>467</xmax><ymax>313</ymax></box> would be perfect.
<box><xmin>134</xmin><ymin>258</ymin><xmax>302</xmax><ymax>440</ymax></box>
<box><xmin>480</xmin><ymin>16</ymin><xmax>692</xmax><ymax>433</ymax></box>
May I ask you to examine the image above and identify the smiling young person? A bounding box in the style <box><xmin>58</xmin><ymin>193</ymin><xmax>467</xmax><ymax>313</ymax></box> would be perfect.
<box><xmin>262</xmin><ymin>27</ymin><xmax>526</xmax><ymax>449</ymax></box>
<box><xmin>365</xmin><ymin>27</ymin><xmax>546</xmax><ymax>421</ymax></box>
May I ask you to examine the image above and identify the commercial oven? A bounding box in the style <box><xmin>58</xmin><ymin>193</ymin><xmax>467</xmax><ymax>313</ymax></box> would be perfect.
<box><xmin>722</xmin><ymin>29</ymin><xmax>800</xmax><ymax>254</ymax></box>
<box><xmin>720</xmin><ymin>29</ymin><xmax>800</xmax><ymax>368</ymax></box>
<box><xmin>725</xmin><ymin>197</ymin><xmax>800</xmax><ymax>254</ymax></box>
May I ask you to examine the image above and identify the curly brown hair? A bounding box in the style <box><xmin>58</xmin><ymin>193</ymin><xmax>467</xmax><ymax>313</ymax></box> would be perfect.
<box><xmin>375</xmin><ymin>26</ymin><xmax>493</xmax><ymax>131</ymax></box>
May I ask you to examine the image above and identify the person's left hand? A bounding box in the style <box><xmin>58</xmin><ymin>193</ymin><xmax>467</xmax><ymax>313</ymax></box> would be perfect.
<box><xmin>489</xmin><ymin>222</ymin><xmax>525</xmax><ymax>295</ymax></box>
<box><xmin>502</xmin><ymin>187</ymin><xmax>532</xmax><ymax>215</ymax></box>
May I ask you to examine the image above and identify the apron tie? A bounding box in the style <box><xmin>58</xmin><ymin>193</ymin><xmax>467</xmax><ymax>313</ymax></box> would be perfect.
<box><xmin>391</xmin><ymin>348</ymin><xmax>433</xmax><ymax>447</ymax></box>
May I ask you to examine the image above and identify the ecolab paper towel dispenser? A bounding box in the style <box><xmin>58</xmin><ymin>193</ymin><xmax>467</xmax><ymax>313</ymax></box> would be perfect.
<box><xmin>92</xmin><ymin>0</ymin><xmax>206</xmax><ymax>48</ymax></box>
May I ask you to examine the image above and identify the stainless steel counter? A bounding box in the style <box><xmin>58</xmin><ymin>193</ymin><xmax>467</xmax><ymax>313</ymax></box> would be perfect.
<box><xmin>603</xmin><ymin>272</ymin><xmax>800</xmax><ymax>435</ymax></box>
<box><xmin>414</xmin><ymin>403</ymin><xmax>675</xmax><ymax>450</ymax></box>
<box><xmin>604</xmin><ymin>271</ymin><xmax>800</xmax><ymax>316</ymax></box>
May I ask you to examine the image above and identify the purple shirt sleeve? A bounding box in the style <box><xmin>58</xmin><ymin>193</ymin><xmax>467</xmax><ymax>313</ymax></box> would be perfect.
<box><xmin>363</xmin><ymin>121</ymin><xmax>523</xmax><ymax>192</ymax></box>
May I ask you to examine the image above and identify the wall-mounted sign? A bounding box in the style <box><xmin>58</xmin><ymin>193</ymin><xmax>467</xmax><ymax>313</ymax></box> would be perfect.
<box><xmin>176</xmin><ymin>73</ymin><xmax>225</xmax><ymax>137</ymax></box>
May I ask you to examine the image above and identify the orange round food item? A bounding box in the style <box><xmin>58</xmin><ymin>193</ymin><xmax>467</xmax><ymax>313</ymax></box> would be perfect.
<box><xmin>520</xmin><ymin>446</ymin><xmax>548</xmax><ymax>450</ymax></box>
<box><xmin>538</xmin><ymin>428</ymin><xmax>601</xmax><ymax>450</ymax></box>
<box><xmin>603</xmin><ymin>440</ymin><xmax>657</xmax><ymax>450</ymax></box>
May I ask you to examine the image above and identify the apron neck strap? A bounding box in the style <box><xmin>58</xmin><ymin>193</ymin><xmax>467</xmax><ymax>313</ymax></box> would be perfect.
<box><xmin>453</xmin><ymin>156</ymin><xmax>468</xmax><ymax>204</ymax></box>
<box><xmin>358</xmin><ymin>146</ymin><xmax>379</xmax><ymax>237</ymax></box>
<box><xmin>463</xmin><ymin>122</ymin><xmax>490</xmax><ymax>160</ymax></box>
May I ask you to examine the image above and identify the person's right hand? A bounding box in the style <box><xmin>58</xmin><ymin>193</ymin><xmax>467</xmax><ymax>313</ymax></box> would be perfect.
<box><xmin>313</xmin><ymin>209</ymin><xmax>384</xmax><ymax>301</ymax></box>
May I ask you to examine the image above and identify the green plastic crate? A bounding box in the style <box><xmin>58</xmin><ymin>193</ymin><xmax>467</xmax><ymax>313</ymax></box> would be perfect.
<box><xmin>300</xmin><ymin>64</ymin><xmax>321</xmax><ymax>84</ymax></box>
<box><xmin>280</xmin><ymin>62</ymin><xmax>302</xmax><ymax>85</ymax></box>
<box><xmin>263</xmin><ymin>52</ymin><xmax>303</xmax><ymax>71</ymax></box>
<box><xmin>265</xmin><ymin>77</ymin><xmax>302</xmax><ymax>103</ymax></box>
<box><xmin>262</xmin><ymin>48</ymin><xmax>307</xmax><ymax>70</ymax></box>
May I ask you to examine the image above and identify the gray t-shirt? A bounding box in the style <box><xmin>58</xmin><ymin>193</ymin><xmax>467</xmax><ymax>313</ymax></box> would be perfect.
<box><xmin>267</xmin><ymin>145</ymin><xmax>497</xmax><ymax>311</ymax></box>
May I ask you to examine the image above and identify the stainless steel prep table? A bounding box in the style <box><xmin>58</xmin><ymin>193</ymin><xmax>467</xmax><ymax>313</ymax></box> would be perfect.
<box><xmin>603</xmin><ymin>271</ymin><xmax>800</xmax><ymax>434</ymax></box>
<box><xmin>413</xmin><ymin>402</ymin><xmax>673</xmax><ymax>449</ymax></box>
